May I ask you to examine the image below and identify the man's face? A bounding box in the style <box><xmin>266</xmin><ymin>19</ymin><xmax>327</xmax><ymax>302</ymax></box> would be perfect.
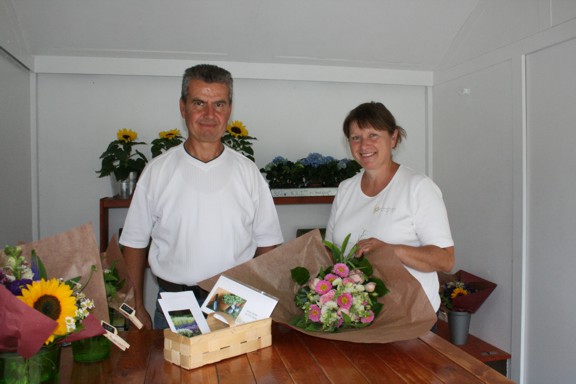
<box><xmin>179</xmin><ymin>79</ymin><xmax>232</xmax><ymax>144</ymax></box>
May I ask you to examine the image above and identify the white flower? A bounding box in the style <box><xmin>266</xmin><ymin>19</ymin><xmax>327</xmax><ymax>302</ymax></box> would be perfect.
<box><xmin>21</xmin><ymin>269</ymin><xmax>34</xmax><ymax>280</ymax></box>
<box><xmin>66</xmin><ymin>317</ymin><xmax>77</xmax><ymax>333</ymax></box>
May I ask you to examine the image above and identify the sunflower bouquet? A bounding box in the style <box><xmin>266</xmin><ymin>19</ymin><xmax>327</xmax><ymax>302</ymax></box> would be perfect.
<box><xmin>221</xmin><ymin>120</ymin><xmax>257</xmax><ymax>161</ymax></box>
<box><xmin>290</xmin><ymin>234</ymin><xmax>388</xmax><ymax>332</ymax></box>
<box><xmin>1</xmin><ymin>245</ymin><xmax>98</xmax><ymax>351</ymax></box>
<box><xmin>96</xmin><ymin>128</ymin><xmax>148</xmax><ymax>180</ymax></box>
<box><xmin>150</xmin><ymin>129</ymin><xmax>184</xmax><ymax>158</ymax></box>
<box><xmin>439</xmin><ymin>270</ymin><xmax>497</xmax><ymax>313</ymax></box>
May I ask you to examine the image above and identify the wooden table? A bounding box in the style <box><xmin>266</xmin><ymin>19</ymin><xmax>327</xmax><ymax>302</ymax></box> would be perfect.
<box><xmin>59</xmin><ymin>323</ymin><xmax>513</xmax><ymax>383</ymax></box>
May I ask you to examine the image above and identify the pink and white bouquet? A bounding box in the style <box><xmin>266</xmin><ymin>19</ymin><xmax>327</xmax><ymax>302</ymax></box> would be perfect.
<box><xmin>291</xmin><ymin>234</ymin><xmax>389</xmax><ymax>332</ymax></box>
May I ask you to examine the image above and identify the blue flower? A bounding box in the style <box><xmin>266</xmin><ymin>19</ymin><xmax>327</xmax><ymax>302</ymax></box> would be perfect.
<box><xmin>272</xmin><ymin>156</ymin><xmax>288</xmax><ymax>164</ymax></box>
<box><xmin>300</xmin><ymin>153</ymin><xmax>326</xmax><ymax>168</ymax></box>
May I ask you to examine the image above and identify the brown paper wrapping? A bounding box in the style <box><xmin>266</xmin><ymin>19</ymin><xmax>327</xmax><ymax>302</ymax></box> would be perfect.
<box><xmin>1</xmin><ymin>223</ymin><xmax>107</xmax><ymax>356</ymax></box>
<box><xmin>199</xmin><ymin>229</ymin><xmax>436</xmax><ymax>343</ymax></box>
<box><xmin>101</xmin><ymin>235</ymin><xmax>135</xmax><ymax>311</ymax></box>
<box><xmin>16</xmin><ymin>222</ymin><xmax>109</xmax><ymax>323</ymax></box>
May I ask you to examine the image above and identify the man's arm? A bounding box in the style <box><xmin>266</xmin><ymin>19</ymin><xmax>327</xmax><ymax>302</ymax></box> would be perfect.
<box><xmin>122</xmin><ymin>246</ymin><xmax>153</xmax><ymax>329</ymax></box>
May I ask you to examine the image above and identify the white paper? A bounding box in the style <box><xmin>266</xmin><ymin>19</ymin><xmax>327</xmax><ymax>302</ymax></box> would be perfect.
<box><xmin>158</xmin><ymin>291</ymin><xmax>211</xmax><ymax>336</ymax></box>
<box><xmin>201</xmin><ymin>275</ymin><xmax>278</xmax><ymax>325</ymax></box>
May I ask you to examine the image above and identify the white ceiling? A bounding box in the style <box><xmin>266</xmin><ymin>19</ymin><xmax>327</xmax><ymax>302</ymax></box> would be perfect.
<box><xmin>7</xmin><ymin>0</ymin><xmax>480</xmax><ymax>71</ymax></box>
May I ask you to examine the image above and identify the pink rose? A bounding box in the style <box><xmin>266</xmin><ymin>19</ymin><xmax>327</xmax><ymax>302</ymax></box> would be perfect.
<box><xmin>365</xmin><ymin>282</ymin><xmax>376</xmax><ymax>293</ymax></box>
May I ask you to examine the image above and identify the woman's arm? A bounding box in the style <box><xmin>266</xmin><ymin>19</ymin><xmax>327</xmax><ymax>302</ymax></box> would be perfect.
<box><xmin>356</xmin><ymin>238</ymin><xmax>454</xmax><ymax>273</ymax></box>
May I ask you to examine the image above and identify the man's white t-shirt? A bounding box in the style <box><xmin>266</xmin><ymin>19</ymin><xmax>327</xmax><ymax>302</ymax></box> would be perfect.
<box><xmin>326</xmin><ymin>165</ymin><xmax>453</xmax><ymax>310</ymax></box>
<box><xmin>120</xmin><ymin>145</ymin><xmax>284</xmax><ymax>285</ymax></box>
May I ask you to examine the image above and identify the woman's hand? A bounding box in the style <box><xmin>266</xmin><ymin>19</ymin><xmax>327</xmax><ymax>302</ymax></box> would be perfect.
<box><xmin>356</xmin><ymin>237</ymin><xmax>388</xmax><ymax>257</ymax></box>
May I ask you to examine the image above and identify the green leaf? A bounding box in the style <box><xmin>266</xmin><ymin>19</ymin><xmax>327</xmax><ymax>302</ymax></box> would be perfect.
<box><xmin>369</xmin><ymin>277</ymin><xmax>389</xmax><ymax>297</ymax></box>
<box><xmin>291</xmin><ymin>267</ymin><xmax>310</xmax><ymax>285</ymax></box>
<box><xmin>31</xmin><ymin>250</ymin><xmax>47</xmax><ymax>280</ymax></box>
<box><xmin>356</xmin><ymin>257</ymin><xmax>373</xmax><ymax>276</ymax></box>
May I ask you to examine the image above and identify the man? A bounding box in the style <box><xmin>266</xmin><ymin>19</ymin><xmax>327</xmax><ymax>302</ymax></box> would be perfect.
<box><xmin>120</xmin><ymin>64</ymin><xmax>284</xmax><ymax>329</ymax></box>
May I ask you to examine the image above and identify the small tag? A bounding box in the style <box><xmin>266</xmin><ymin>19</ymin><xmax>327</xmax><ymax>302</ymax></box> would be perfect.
<box><xmin>101</xmin><ymin>320</ymin><xmax>130</xmax><ymax>351</ymax></box>
<box><xmin>119</xmin><ymin>303</ymin><xmax>143</xmax><ymax>329</ymax></box>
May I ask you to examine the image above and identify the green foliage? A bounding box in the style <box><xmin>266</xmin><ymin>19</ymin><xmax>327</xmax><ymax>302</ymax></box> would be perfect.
<box><xmin>261</xmin><ymin>153</ymin><xmax>361</xmax><ymax>188</ymax></box>
<box><xmin>151</xmin><ymin>132</ymin><xmax>184</xmax><ymax>158</ymax></box>
<box><xmin>103</xmin><ymin>260</ymin><xmax>126</xmax><ymax>301</ymax></box>
<box><xmin>96</xmin><ymin>139</ymin><xmax>148</xmax><ymax>180</ymax></box>
<box><xmin>290</xmin><ymin>266</ymin><xmax>310</xmax><ymax>286</ymax></box>
<box><xmin>222</xmin><ymin>293</ymin><xmax>245</xmax><ymax>306</ymax></box>
<box><xmin>221</xmin><ymin>132</ymin><xmax>257</xmax><ymax>162</ymax></box>
<box><xmin>31</xmin><ymin>250</ymin><xmax>47</xmax><ymax>280</ymax></box>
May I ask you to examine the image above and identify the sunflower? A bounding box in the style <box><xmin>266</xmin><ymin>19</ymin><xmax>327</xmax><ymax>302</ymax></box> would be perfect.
<box><xmin>450</xmin><ymin>287</ymin><xmax>470</xmax><ymax>299</ymax></box>
<box><xmin>18</xmin><ymin>278</ymin><xmax>78</xmax><ymax>344</ymax></box>
<box><xmin>117</xmin><ymin>128</ymin><xmax>138</xmax><ymax>143</ymax></box>
<box><xmin>227</xmin><ymin>120</ymin><xmax>248</xmax><ymax>138</ymax></box>
<box><xmin>159</xmin><ymin>129</ymin><xmax>182</xmax><ymax>140</ymax></box>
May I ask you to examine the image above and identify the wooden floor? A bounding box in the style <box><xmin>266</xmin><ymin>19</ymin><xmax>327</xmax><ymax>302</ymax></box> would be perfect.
<box><xmin>60</xmin><ymin>322</ymin><xmax>514</xmax><ymax>383</ymax></box>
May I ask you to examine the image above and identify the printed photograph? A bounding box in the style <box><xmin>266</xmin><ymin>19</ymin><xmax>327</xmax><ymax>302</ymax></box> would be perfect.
<box><xmin>168</xmin><ymin>309</ymin><xmax>202</xmax><ymax>337</ymax></box>
<box><xmin>206</xmin><ymin>289</ymin><xmax>247</xmax><ymax>319</ymax></box>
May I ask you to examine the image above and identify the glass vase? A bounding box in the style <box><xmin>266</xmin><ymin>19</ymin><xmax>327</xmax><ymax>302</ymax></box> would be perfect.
<box><xmin>71</xmin><ymin>335</ymin><xmax>111</xmax><ymax>363</ymax></box>
<box><xmin>0</xmin><ymin>344</ymin><xmax>61</xmax><ymax>384</ymax></box>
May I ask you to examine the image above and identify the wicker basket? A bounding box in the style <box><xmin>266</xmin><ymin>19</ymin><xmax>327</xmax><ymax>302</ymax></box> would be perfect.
<box><xmin>163</xmin><ymin>315</ymin><xmax>272</xmax><ymax>370</ymax></box>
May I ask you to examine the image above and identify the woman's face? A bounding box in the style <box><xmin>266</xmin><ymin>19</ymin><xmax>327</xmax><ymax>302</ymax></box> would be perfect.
<box><xmin>348</xmin><ymin>122</ymin><xmax>397</xmax><ymax>171</ymax></box>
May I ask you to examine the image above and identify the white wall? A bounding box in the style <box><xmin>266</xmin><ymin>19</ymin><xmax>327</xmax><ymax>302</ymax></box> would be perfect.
<box><xmin>525</xmin><ymin>37</ymin><xmax>576</xmax><ymax>384</ymax></box>
<box><xmin>434</xmin><ymin>60</ymin><xmax>514</xmax><ymax>351</ymax></box>
<box><xmin>0</xmin><ymin>49</ymin><xmax>33</xmax><ymax>246</ymax></box>
<box><xmin>36</xmin><ymin>72</ymin><xmax>428</xmax><ymax>242</ymax></box>
<box><xmin>434</xmin><ymin>0</ymin><xmax>576</xmax><ymax>382</ymax></box>
<box><xmin>35</xmin><ymin>69</ymin><xmax>428</xmax><ymax>320</ymax></box>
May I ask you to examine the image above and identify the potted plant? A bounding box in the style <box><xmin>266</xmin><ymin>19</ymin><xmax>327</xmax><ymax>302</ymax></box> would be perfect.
<box><xmin>221</xmin><ymin>120</ymin><xmax>257</xmax><ymax>161</ymax></box>
<box><xmin>150</xmin><ymin>129</ymin><xmax>184</xmax><ymax>158</ymax></box>
<box><xmin>221</xmin><ymin>293</ymin><xmax>246</xmax><ymax>318</ymax></box>
<box><xmin>96</xmin><ymin>128</ymin><xmax>148</xmax><ymax>198</ymax></box>
<box><xmin>260</xmin><ymin>153</ymin><xmax>361</xmax><ymax>188</ymax></box>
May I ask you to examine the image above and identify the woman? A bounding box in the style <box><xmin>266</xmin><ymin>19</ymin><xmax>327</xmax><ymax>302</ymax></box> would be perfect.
<box><xmin>325</xmin><ymin>101</ymin><xmax>454</xmax><ymax>311</ymax></box>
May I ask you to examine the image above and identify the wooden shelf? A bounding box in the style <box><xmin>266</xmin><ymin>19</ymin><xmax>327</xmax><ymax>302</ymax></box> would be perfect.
<box><xmin>99</xmin><ymin>196</ymin><xmax>131</xmax><ymax>252</ymax></box>
<box><xmin>273</xmin><ymin>195</ymin><xmax>334</xmax><ymax>205</ymax></box>
<box><xmin>435</xmin><ymin>319</ymin><xmax>511</xmax><ymax>376</ymax></box>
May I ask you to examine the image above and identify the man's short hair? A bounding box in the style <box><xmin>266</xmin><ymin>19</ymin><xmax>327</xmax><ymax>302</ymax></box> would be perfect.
<box><xmin>181</xmin><ymin>64</ymin><xmax>233</xmax><ymax>103</ymax></box>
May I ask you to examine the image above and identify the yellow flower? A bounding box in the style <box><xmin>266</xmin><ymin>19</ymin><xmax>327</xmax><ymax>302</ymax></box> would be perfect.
<box><xmin>117</xmin><ymin>128</ymin><xmax>138</xmax><ymax>143</ymax></box>
<box><xmin>19</xmin><ymin>278</ymin><xmax>78</xmax><ymax>344</ymax></box>
<box><xmin>227</xmin><ymin>120</ymin><xmax>248</xmax><ymax>138</ymax></box>
<box><xmin>450</xmin><ymin>287</ymin><xmax>469</xmax><ymax>299</ymax></box>
<box><xmin>159</xmin><ymin>129</ymin><xmax>182</xmax><ymax>140</ymax></box>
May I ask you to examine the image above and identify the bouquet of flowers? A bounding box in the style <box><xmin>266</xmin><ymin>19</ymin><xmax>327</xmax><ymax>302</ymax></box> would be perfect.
<box><xmin>1</xmin><ymin>245</ymin><xmax>99</xmax><ymax>354</ymax></box>
<box><xmin>290</xmin><ymin>234</ymin><xmax>388</xmax><ymax>332</ymax></box>
<box><xmin>221</xmin><ymin>120</ymin><xmax>257</xmax><ymax>161</ymax></box>
<box><xmin>439</xmin><ymin>270</ymin><xmax>497</xmax><ymax>313</ymax></box>
<box><xmin>150</xmin><ymin>129</ymin><xmax>184</xmax><ymax>158</ymax></box>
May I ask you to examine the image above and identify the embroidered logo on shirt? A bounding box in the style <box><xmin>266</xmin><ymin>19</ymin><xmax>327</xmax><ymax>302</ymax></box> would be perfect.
<box><xmin>373</xmin><ymin>205</ymin><xmax>395</xmax><ymax>215</ymax></box>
